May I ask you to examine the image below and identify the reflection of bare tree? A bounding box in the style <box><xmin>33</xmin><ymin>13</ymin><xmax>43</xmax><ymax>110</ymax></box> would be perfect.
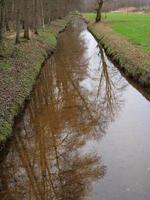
<box><xmin>0</xmin><ymin>114</ymin><xmax>105</xmax><ymax>200</ymax></box>
<box><xmin>0</xmin><ymin>18</ymin><xmax>127</xmax><ymax>200</ymax></box>
<box><xmin>0</xmin><ymin>19</ymin><xmax>106</xmax><ymax>200</ymax></box>
<box><xmin>97</xmin><ymin>45</ymin><xmax>127</xmax><ymax>120</ymax></box>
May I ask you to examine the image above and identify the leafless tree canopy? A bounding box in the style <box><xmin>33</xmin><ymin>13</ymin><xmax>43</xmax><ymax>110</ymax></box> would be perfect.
<box><xmin>0</xmin><ymin>0</ymin><xmax>84</xmax><ymax>44</ymax></box>
<box><xmin>0</xmin><ymin>0</ymin><xmax>149</xmax><ymax>44</ymax></box>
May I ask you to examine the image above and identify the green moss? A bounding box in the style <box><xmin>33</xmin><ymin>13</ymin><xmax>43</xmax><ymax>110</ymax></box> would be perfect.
<box><xmin>0</xmin><ymin>121</ymin><xmax>12</xmax><ymax>142</ymax></box>
<box><xmin>144</xmin><ymin>61</ymin><xmax>150</xmax><ymax>70</ymax></box>
<box><xmin>0</xmin><ymin>60</ymin><xmax>12</xmax><ymax>70</ymax></box>
<box><xmin>11</xmin><ymin>46</ymin><xmax>26</xmax><ymax>58</ymax></box>
<box><xmin>38</xmin><ymin>28</ymin><xmax>57</xmax><ymax>48</ymax></box>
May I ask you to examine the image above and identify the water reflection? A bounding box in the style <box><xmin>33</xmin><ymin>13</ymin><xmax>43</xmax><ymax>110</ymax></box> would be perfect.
<box><xmin>0</xmin><ymin>17</ymin><xmax>127</xmax><ymax>200</ymax></box>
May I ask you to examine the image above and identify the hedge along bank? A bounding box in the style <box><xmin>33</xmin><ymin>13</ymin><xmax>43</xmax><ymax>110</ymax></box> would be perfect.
<box><xmin>84</xmin><ymin>13</ymin><xmax>150</xmax><ymax>88</ymax></box>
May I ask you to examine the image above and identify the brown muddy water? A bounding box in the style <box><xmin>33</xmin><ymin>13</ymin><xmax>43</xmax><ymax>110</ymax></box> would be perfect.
<box><xmin>0</xmin><ymin>17</ymin><xmax>150</xmax><ymax>200</ymax></box>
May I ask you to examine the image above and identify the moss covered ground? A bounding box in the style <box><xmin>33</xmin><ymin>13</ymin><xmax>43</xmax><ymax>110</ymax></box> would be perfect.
<box><xmin>0</xmin><ymin>15</ymin><xmax>71</xmax><ymax>143</ymax></box>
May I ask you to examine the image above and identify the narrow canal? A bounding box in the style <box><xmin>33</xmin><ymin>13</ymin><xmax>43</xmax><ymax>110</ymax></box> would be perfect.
<box><xmin>0</xmin><ymin>17</ymin><xmax>150</xmax><ymax>200</ymax></box>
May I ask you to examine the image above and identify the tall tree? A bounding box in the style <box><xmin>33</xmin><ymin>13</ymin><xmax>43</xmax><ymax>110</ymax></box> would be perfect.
<box><xmin>0</xmin><ymin>0</ymin><xmax>5</xmax><ymax>44</ymax></box>
<box><xmin>24</xmin><ymin>0</ymin><xmax>30</xmax><ymax>40</ymax></box>
<box><xmin>39</xmin><ymin>0</ymin><xmax>45</xmax><ymax>31</ymax></box>
<box><xmin>15</xmin><ymin>7</ymin><xmax>20</xmax><ymax>44</ymax></box>
<box><xmin>96</xmin><ymin>0</ymin><xmax>103</xmax><ymax>22</ymax></box>
<box><xmin>34</xmin><ymin>0</ymin><xmax>39</xmax><ymax>34</ymax></box>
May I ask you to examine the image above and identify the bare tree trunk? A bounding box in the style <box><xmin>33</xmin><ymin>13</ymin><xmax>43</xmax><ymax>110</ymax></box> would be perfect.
<box><xmin>0</xmin><ymin>0</ymin><xmax>5</xmax><ymax>44</ymax></box>
<box><xmin>96</xmin><ymin>0</ymin><xmax>103</xmax><ymax>23</ymax></box>
<box><xmin>34</xmin><ymin>0</ymin><xmax>38</xmax><ymax>34</ymax></box>
<box><xmin>5</xmin><ymin>7</ymin><xmax>10</xmax><ymax>32</ymax></box>
<box><xmin>15</xmin><ymin>8</ymin><xmax>20</xmax><ymax>44</ymax></box>
<box><xmin>22</xmin><ymin>20</ymin><xmax>25</xmax><ymax>29</ymax></box>
<box><xmin>24</xmin><ymin>22</ymin><xmax>30</xmax><ymax>40</ymax></box>
<box><xmin>24</xmin><ymin>0</ymin><xmax>30</xmax><ymax>40</ymax></box>
<box><xmin>39</xmin><ymin>0</ymin><xmax>45</xmax><ymax>31</ymax></box>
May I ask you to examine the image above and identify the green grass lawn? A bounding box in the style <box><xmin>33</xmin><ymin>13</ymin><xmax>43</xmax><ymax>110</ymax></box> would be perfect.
<box><xmin>84</xmin><ymin>12</ymin><xmax>150</xmax><ymax>52</ymax></box>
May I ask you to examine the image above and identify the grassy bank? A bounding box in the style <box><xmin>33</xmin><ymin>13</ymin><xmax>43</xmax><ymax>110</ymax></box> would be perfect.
<box><xmin>0</xmin><ymin>16</ymin><xmax>71</xmax><ymax>143</ymax></box>
<box><xmin>83</xmin><ymin>12</ymin><xmax>150</xmax><ymax>86</ymax></box>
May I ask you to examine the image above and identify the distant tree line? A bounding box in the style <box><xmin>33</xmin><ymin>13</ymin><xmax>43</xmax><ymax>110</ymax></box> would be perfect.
<box><xmin>82</xmin><ymin>0</ymin><xmax>150</xmax><ymax>12</ymax></box>
<box><xmin>103</xmin><ymin>0</ymin><xmax>150</xmax><ymax>12</ymax></box>
<box><xmin>82</xmin><ymin>0</ymin><xmax>150</xmax><ymax>22</ymax></box>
